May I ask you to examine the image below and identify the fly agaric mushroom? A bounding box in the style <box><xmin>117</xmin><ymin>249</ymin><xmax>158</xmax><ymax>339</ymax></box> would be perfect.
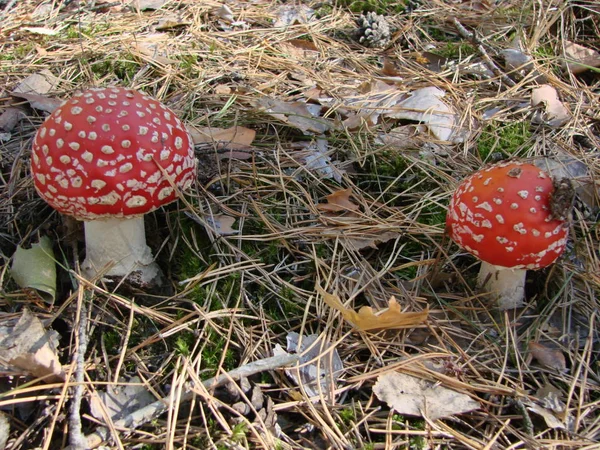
<box><xmin>30</xmin><ymin>87</ymin><xmax>197</xmax><ymax>284</ymax></box>
<box><xmin>446</xmin><ymin>161</ymin><xmax>569</xmax><ymax>309</ymax></box>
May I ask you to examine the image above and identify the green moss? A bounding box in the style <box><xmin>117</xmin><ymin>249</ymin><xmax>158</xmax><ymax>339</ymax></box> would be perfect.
<box><xmin>477</xmin><ymin>121</ymin><xmax>532</xmax><ymax>160</ymax></box>
<box><xmin>336</xmin><ymin>0</ymin><xmax>407</xmax><ymax>14</ymax></box>
<box><xmin>174</xmin><ymin>333</ymin><xmax>194</xmax><ymax>357</ymax></box>
<box><xmin>103</xmin><ymin>330</ymin><xmax>121</xmax><ymax>352</ymax></box>
<box><xmin>90</xmin><ymin>54</ymin><xmax>140</xmax><ymax>82</ymax></box>
<box><xmin>200</xmin><ymin>328</ymin><xmax>237</xmax><ymax>378</ymax></box>
<box><xmin>63</xmin><ymin>23</ymin><xmax>111</xmax><ymax>39</ymax></box>
<box><xmin>433</xmin><ymin>42</ymin><xmax>476</xmax><ymax>60</ymax></box>
<box><xmin>338</xmin><ymin>407</ymin><xmax>356</xmax><ymax>425</ymax></box>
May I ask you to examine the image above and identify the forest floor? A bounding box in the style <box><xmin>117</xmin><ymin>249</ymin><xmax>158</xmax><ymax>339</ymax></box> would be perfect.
<box><xmin>0</xmin><ymin>0</ymin><xmax>599</xmax><ymax>449</ymax></box>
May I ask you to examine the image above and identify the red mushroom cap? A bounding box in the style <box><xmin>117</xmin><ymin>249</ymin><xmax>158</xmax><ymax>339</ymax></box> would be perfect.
<box><xmin>446</xmin><ymin>161</ymin><xmax>568</xmax><ymax>269</ymax></box>
<box><xmin>30</xmin><ymin>87</ymin><xmax>197</xmax><ymax>220</ymax></box>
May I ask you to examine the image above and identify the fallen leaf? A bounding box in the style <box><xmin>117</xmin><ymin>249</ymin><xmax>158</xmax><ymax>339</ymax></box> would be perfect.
<box><xmin>373</xmin><ymin>371</ymin><xmax>480</xmax><ymax>420</ymax></box>
<box><xmin>21</xmin><ymin>26</ymin><xmax>59</xmax><ymax>36</ymax></box>
<box><xmin>338</xmin><ymin>231</ymin><xmax>400</xmax><ymax>251</ymax></box>
<box><xmin>528</xmin><ymin>341</ymin><xmax>566</xmax><ymax>371</ymax></box>
<box><xmin>0</xmin><ymin>412</ymin><xmax>8</xmax><ymax>450</ymax></box>
<box><xmin>11</xmin><ymin>236</ymin><xmax>57</xmax><ymax>304</ymax></box>
<box><xmin>11</xmin><ymin>92</ymin><xmax>62</xmax><ymax>114</ymax></box>
<box><xmin>12</xmin><ymin>70</ymin><xmax>61</xmax><ymax>95</ymax></box>
<box><xmin>562</xmin><ymin>41</ymin><xmax>600</xmax><ymax>74</ymax></box>
<box><xmin>274</xmin><ymin>4</ymin><xmax>315</xmax><ymax>27</ymax></box>
<box><xmin>89</xmin><ymin>376</ymin><xmax>155</xmax><ymax>421</ymax></box>
<box><xmin>189</xmin><ymin>125</ymin><xmax>256</xmax><ymax>148</ymax></box>
<box><xmin>214</xmin><ymin>4</ymin><xmax>235</xmax><ymax>22</ymax></box>
<box><xmin>525</xmin><ymin>403</ymin><xmax>566</xmax><ymax>430</ymax></box>
<box><xmin>386</xmin><ymin>87</ymin><xmax>461</xmax><ymax>142</ymax></box>
<box><xmin>0</xmin><ymin>107</ymin><xmax>26</xmax><ymax>132</ymax></box>
<box><xmin>317</xmin><ymin>188</ymin><xmax>359</xmax><ymax>213</ymax></box>
<box><xmin>531</xmin><ymin>85</ymin><xmax>570</xmax><ymax>127</ymax></box>
<box><xmin>155</xmin><ymin>17</ymin><xmax>191</xmax><ymax>31</ymax></box>
<box><xmin>318</xmin><ymin>286</ymin><xmax>428</xmax><ymax>331</ymax></box>
<box><xmin>256</xmin><ymin>97</ymin><xmax>331</xmax><ymax>134</ymax></box>
<box><xmin>273</xmin><ymin>332</ymin><xmax>343</xmax><ymax>398</ymax></box>
<box><xmin>129</xmin><ymin>0</ymin><xmax>167</xmax><ymax>10</ymax></box>
<box><xmin>0</xmin><ymin>309</ymin><xmax>65</xmax><ymax>382</ymax></box>
<box><xmin>132</xmin><ymin>34</ymin><xmax>179</xmax><ymax>65</ymax></box>
<box><xmin>205</xmin><ymin>214</ymin><xmax>238</xmax><ymax>236</ymax></box>
<box><xmin>298</xmin><ymin>139</ymin><xmax>343</xmax><ymax>183</ymax></box>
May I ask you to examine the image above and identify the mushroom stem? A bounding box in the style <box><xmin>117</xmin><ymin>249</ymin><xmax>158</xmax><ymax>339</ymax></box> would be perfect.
<box><xmin>477</xmin><ymin>261</ymin><xmax>527</xmax><ymax>310</ymax></box>
<box><xmin>81</xmin><ymin>217</ymin><xmax>160</xmax><ymax>284</ymax></box>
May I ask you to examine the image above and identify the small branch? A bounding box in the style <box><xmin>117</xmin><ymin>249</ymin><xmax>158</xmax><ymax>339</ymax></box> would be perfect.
<box><xmin>68</xmin><ymin>291</ymin><xmax>89</xmax><ymax>450</ymax></box>
<box><xmin>452</xmin><ymin>18</ymin><xmax>516</xmax><ymax>88</ymax></box>
<box><xmin>79</xmin><ymin>353</ymin><xmax>299</xmax><ymax>449</ymax></box>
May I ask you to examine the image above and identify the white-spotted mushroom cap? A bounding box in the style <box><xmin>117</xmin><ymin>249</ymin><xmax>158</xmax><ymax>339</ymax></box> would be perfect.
<box><xmin>446</xmin><ymin>161</ymin><xmax>568</xmax><ymax>270</ymax></box>
<box><xmin>30</xmin><ymin>87</ymin><xmax>197</xmax><ymax>220</ymax></box>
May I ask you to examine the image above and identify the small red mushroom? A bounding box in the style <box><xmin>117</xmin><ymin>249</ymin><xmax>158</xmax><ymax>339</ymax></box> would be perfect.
<box><xmin>446</xmin><ymin>161</ymin><xmax>568</xmax><ymax>309</ymax></box>
<box><xmin>30</xmin><ymin>87</ymin><xmax>197</xmax><ymax>284</ymax></box>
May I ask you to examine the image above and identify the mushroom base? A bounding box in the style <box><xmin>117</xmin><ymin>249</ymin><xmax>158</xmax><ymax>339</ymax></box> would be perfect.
<box><xmin>477</xmin><ymin>261</ymin><xmax>526</xmax><ymax>310</ymax></box>
<box><xmin>81</xmin><ymin>217</ymin><xmax>160</xmax><ymax>285</ymax></box>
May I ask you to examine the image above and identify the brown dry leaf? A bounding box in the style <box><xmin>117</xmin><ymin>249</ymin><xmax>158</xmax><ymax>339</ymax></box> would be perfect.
<box><xmin>205</xmin><ymin>214</ymin><xmax>238</xmax><ymax>236</ymax></box>
<box><xmin>12</xmin><ymin>70</ymin><xmax>60</xmax><ymax>95</ymax></box>
<box><xmin>373</xmin><ymin>371</ymin><xmax>480</xmax><ymax>420</ymax></box>
<box><xmin>12</xmin><ymin>92</ymin><xmax>62</xmax><ymax>114</ymax></box>
<box><xmin>531</xmin><ymin>85</ymin><xmax>570</xmax><ymax>127</ymax></box>
<box><xmin>340</xmin><ymin>231</ymin><xmax>400</xmax><ymax>251</ymax></box>
<box><xmin>188</xmin><ymin>125</ymin><xmax>256</xmax><ymax>149</ymax></box>
<box><xmin>90</xmin><ymin>376</ymin><xmax>155</xmax><ymax>421</ymax></box>
<box><xmin>132</xmin><ymin>34</ymin><xmax>179</xmax><ymax>65</ymax></box>
<box><xmin>129</xmin><ymin>0</ymin><xmax>168</xmax><ymax>10</ymax></box>
<box><xmin>274</xmin><ymin>4</ymin><xmax>315</xmax><ymax>27</ymax></box>
<box><xmin>0</xmin><ymin>107</ymin><xmax>26</xmax><ymax>132</ymax></box>
<box><xmin>0</xmin><ymin>309</ymin><xmax>65</xmax><ymax>382</ymax></box>
<box><xmin>528</xmin><ymin>341</ymin><xmax>566</xmax><ymax>371</ymax></box>
<box><xmin>256</xmin><ymin>97</ymin><xmax>331</xmax><ymax>134</ymax></box>
<box><xmin>317</xmin><ymin>188</ymin><xmax>360</xmax><ymax>213</ymax></box>
<box><xmin>318</xmin><ymin>286</ymin><xmax>428</xmax><ymax>331</ymax></box>
<box><xmin>562</xmin><ymin>41</ymin><xmax>600</xmax><ymax>74</ymax></box>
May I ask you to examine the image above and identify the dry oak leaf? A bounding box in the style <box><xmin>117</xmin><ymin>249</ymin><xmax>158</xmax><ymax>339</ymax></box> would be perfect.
<box><xmin>318</xmin><ymin>286</ymin><xmax>428</xmax><ymax>331</ymax></box>
<box><xmin>187</xmin><ymin>125</ymin><xmax>256</xmax><ymax>149</ymax></box>
<box><xmin>531</xmin><ymin>85</ymin><xmax>570</xmax><ymax>127</ymax></box>
<box><xmin>528</xmin><ymin>341</ymin><xmax>566</xmax><ymax>371</ymax></box>
<box><xmin>373</xmin><ymin>371</ymin><xmax>480</xmax><ymax>420</ymax></box>
<box><xmin>317</xmin><ymin>188</ymin><xmax>360</xmax><ymax>213</ymax></box>
<box><xmin>562</xmin><ymin>41</ymin><xmax>600</xmax><ymax>74</ymax></box>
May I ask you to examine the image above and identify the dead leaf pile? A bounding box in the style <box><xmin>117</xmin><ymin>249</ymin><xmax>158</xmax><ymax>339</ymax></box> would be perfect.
<box><xmin>318</xmin><ymin>287</ymin><xmax>428</xmax><ymax>331</ymax></box>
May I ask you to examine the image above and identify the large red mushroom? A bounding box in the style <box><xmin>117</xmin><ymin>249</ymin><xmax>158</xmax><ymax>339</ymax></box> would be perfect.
<box><xmin>30</xmin><ymin>87</ymin><xmax>197</xmax><ymax>284</ymax></box>
<box><xmin>446</xmin><ymin>161</ymin><xmax>569</xmax><ymax>309</ymax></box>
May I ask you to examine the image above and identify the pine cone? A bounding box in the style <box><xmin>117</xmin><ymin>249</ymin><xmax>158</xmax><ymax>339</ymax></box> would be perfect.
<box><xmin>356</xmin><ymin>12</ymin><xmax>391</xmax><ymax>48</ymax></box>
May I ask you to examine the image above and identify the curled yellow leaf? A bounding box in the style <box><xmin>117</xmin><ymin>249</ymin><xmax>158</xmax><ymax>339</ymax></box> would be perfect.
<box><xmin>317</xmin><ymin>286</ymin><xmax>428</xmax><ymax>331</ymax></box>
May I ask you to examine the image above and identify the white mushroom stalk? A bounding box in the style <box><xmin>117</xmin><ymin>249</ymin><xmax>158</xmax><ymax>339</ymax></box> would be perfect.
<box><xmin>477</xmin><ymin>262</ymin><xmax>527</xmax><ymax>310</ymax></box>
<box><xmin>81</xmin><ymin>217</ymin><xmax>160</xmax><ymax>284</ymax></box>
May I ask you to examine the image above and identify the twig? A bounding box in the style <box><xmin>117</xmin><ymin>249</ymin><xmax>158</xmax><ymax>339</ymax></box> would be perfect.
<box><xmin>78</xmin><ymin>353</ymin><xmax>299</xmax><ymax>449</ymax></box>
<box><xmin>68</xmin><ymin>288</ymin><xmax>89</xmax><ymax>450</ymax></box>
<box><xmin>452</xmin><ymin>18</ymin><xmax>516</xmax><ymax>88</ymax></box>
